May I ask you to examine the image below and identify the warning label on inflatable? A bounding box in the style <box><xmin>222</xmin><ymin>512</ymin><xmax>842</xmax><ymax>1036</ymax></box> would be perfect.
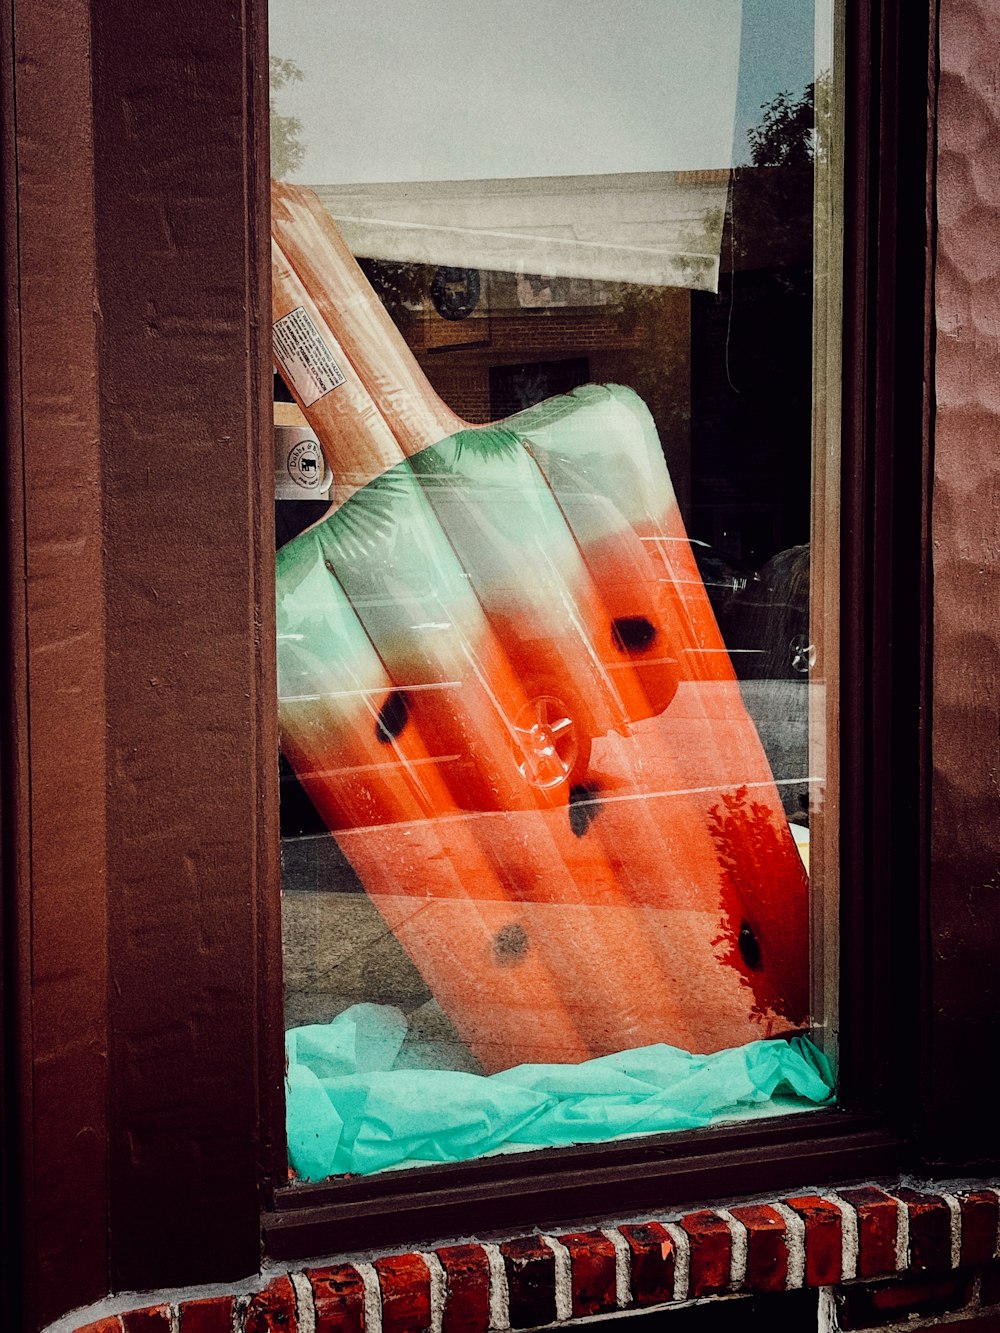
<box><xmin>273</xmin><ymin>306</ymin><xmax>347</xmax><ymax>406</ymax></box>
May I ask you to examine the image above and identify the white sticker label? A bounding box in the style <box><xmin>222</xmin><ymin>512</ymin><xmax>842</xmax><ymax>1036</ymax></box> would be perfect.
<box><xmin>272</xmin><ymin>306</ymin><xmax>346</xmax><ymax>407</ymax></box>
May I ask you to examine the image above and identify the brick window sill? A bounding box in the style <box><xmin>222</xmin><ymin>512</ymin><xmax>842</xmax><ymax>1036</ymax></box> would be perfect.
<box><xmin>64</xmin><ymin>1182</ymin><xmax>1000</xmax><ymax>1333</ymax></box>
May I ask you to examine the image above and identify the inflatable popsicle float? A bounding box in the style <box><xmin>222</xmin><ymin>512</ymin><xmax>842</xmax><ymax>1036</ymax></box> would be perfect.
<box><xmin>272</xmin><ymin>181</ymin><xmax>810</xmax><ymax>1071</ymax></box>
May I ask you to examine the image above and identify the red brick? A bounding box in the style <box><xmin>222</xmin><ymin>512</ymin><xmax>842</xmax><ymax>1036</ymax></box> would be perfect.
<box><xmin>619</xmin><ymin>1222</ymin><xmax>675</xmax><ymax>1307</ymax></box>
<box><xmin>558</xmin><ymin>1231</ymin><xmax>617</xmax><ymax>1318</ymax></box>
<box><xmin>962</xmin><ymin>1192</ymin><xmax>1000</xmax><ymax>1267</ymax></box>
<box><xmin>872</xmin><ymin>1278</ymin><xmax>938</xmax><ymax>1310</ymax></box>
<box><xmin>375</xmin><ymin>1254</ymin><xmax>431</xmax><ymax>1333</ymax></box>
<box><xmin>245</xmin><ymin>1277</ymin><xmax>298</xmax><ymax>1332</ymax></box>
<box><xmin>839</xmin><ymin>1187</ymin><xmax>900</xmax><ymax>1279</ymax></box>
<box><xmin>785</xmin><ymin>1194</ymin><xmax>843</xmax><ymax>1286</ymax></box>
<box><xmin>896</xmin><ymin>1188</ymin><xmax>953</xmax><ymax>1272</ymax></box>
<box><xmin>500</xmin><ymin>1236</ymin><xmax>557</xmax><ymax>1329</ymax></box>
<box><xmin>122</xmin><ymin>1309</ymin><xmax>172</xmax><ymax>1333</ymax></box>
<box><xmin>179</xmin><ymin>1298</ymin><xmax>236</xmax><ymax>1333</ymax></box>
<box><xmin>680</xmin><ymin>1210</ymin><xmax>733</xmax><ymax>1297</ymax></box>
<box><xmin>982</xmin><ymin>1258</ymin><xmax>1000</xmax><ymax>1305</ymax></box>
<box><xmin>76</xmin><ymin>1322</ymin><xmax>123</xmax><ymax>1333</ymax></box>
<box><xmin>308</xmin><ymin>1263</ymin><xmax>366</xmax><ymax>1333</ymax></box>
<box><xmin>837</xmin><ymin>1271</ymin><xmax>975</xmax><ymax>1329</ymax></box>
<box><xmin>436</xmin><ymin>1245</ymin><xmax>491</xmax><ymax>1333</ymax></box>
<box><xmin>729</xmin><ymin>1204</ymin><xmax>788</xmax><ymax>1293</ymax></box>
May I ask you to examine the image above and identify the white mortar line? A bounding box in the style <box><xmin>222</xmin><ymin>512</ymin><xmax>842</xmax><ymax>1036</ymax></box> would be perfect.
<box><xmin>355</xmin><ymin>1262</ymin><xmax>383</xmax><ymax>1333</ymax></box>
<box><xmin>893</xmin><ymin>1193</ymin><xmax>910</xmax><ymax>1271</ymax></box>
<box><xmin>290</xmin><ymin>1272</ymin><xmax>316</xmax><ymax>1333</ymax></box>
<box><xmin>715</xmin><ymin>1210</ymin><xmax>746</xmax><ymax>1289</ymax></box>
<box><xmin>600</xmin><ymin>1228</ymin><xmax>632</xmax><ymax>1309</ymax></box>
<box><xmin>231</xmin><ymin>1294</ymin><xmax>250</xmax><ymax>1333</ymax></box>
<box><xmin>663</xmin><ymin>1224</ymin><xmax>689</xmax><ymax>1304</ymax></box>
<box><xmin>970</xmin><ymin>1270</ymin><xmax>983</xmax><ymax>1308</ymax></box>
<box><xmin>771</xmin><ymin>1202</ymin><xmax>807</xmax><ymax>1290</ymax></box>
<box><xmin>483</xmin><ymin>1243</ymin><xmax>510</xmax><ymax>1331</ymax></box>
<box><xmin>542</xmin><ymin>1236</ymin><xmax>573</xmax><ymax>1322</ymax></box>
<box><xmin>823</xmin><ymin>1193</ymin><xmax>858</xmax><ymax>1282</ymax></box>
<box><xmin>168</xmin><ymin>1307</ymin><xmax>180</xmax><ymax>1333</ymax></box>
<box><xmin>422</xmin><ymin>1250</ymin><xmax>447</xmax><ymax>1333</ymax></box>
<box><xmin>817</xmin><ymin>1286</ymin><xmax>839</xmax><ymax>1332</ymax></box>
<box><xmin>935</xmin><ymin>1193</ymin><xmax>961</xmax><ymax>1269</ymax></box>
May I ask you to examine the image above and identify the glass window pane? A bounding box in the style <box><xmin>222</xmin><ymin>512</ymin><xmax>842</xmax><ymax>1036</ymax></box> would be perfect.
<box><xmin>271</xmin><ymin>0</ymin><xmax>841</xmax><ymax>1181</ymax></box>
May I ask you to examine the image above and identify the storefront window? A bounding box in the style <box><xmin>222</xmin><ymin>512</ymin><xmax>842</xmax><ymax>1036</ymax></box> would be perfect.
<box><xmin>270</xmin><ymin>0</ymin><xmax>841</xmax><ymax>1180</ymax></box>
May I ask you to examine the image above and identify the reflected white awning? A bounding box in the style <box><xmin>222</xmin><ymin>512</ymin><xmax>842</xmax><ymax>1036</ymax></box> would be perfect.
<box><xmin>308</xmin><ymin>170</ymin><xmax>731</xmax><ymax>292</ymax></box>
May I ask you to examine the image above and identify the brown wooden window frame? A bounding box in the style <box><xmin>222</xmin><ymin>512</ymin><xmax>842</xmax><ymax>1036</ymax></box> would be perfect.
<box><xmin>260</xmin><ymin>0</ymin><xmax>933</xmax><ymax>1258</ymax></box>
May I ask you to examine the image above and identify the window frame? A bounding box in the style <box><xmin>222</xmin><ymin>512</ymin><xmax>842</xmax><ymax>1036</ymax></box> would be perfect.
<box><xmin>260</xmin><ymin>0</ymin><xmax>932</xmax><ymax>1255</ymax></box>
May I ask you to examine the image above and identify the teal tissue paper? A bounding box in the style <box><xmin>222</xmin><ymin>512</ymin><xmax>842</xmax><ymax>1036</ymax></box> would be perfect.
<box><xmin>285</xmin><ymin>1004</ymin><xmax>835</xmax><ymax>1180</ymax></box>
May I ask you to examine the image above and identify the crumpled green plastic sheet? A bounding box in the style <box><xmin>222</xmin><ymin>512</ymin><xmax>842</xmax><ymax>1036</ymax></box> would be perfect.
<box><xmin>286</xmin><ymin>1004</ymin><xmax>835</xmax><ymax>1180</ymax></box>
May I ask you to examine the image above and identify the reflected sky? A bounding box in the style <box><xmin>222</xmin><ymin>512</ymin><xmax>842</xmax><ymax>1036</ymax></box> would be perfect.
<box><xmin>270</xmin><ymin>0</ymin><xmax>822</xmax><ymax>183</ymax></box>
<box><xmin>269</xmin><ymin>0</ymin><xmax>741</xmax><ymax>182</ymax></box>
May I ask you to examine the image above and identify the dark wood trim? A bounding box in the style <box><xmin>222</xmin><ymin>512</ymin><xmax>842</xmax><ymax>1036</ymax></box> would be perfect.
<box><xmin>268</xmin><ymin>1110</ymin><xmax>870</xmax><ymax>1212</ymax></box>
<box><xmin>264</xmin><ymin>1116</ymin><xmax>907</xmax><ymax>1260</ymax></box>
<box><xmin>880</xmin><ymin>0</ymin><xmax>935</xmax><ymax>1141</ymax></box>
<box><xmin>919</xmin><ymin>0</ymin><xmax>938</xmax><ymax>1152</ymax></box>
<box><xmin>836</xmin><ymin>0</ymin><xmax>931</xmax><ymax>1129</ymax></box>
<box><xmin>834</xmin><ymin>0</ymin><xmax>876</xmax><ymax>1117</ymax></box>
<box><xmin>3</xmin><ymin>2</ymin><xmax>112</xmax><ymax>1326</ymax></box>
<box><xmin>901</xmin><ymin>0</ymin><xmax>937</xmax><ymax>1154</ymax></box>
<box><xmin>250</xmin><ymin>0</ymin><xmax>291</xmax><ymax>1202</ymax></box>
<box><xmin>1</xmin><ymin>1</ymin><xmax>28</xmax><ymax>1326</ymax></box>
<box><xmin>89</xmin><ymin>0</ymin><xmax>277</xmax><ymax>1295</ymax></box>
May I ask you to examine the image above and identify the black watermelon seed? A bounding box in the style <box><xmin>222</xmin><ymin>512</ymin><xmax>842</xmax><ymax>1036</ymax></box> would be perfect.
<box><xmin>375</xmin><ymin>690</ymin><xmax>409</xmax><ymax>743</ymax></box>
<box><xmin>738</xmin><ymin>922</ymin><xmax>763</xmax><ymax>971</ymax></box>
<box><xmin>568</xmin><ymin>783</ymin><xmax>602</xmax><ymax>837</ymax></box>
<box><xmin>612</xmin><ymin>616</ymin><xmax>657</xmax><ymax>652</ymax></box>
<box><xmin>493</xmin><ymin>922</ymin><xmax>529</xmax><ymax>965</ymax></box>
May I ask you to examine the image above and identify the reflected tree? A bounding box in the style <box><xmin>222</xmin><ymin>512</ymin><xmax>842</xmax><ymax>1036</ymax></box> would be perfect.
<box><xmin>270</xmin><ymin>56</ymin><xmax>305</xmax><ymax>178</ymax></box>
<box><xmin>748</xmin><ymin>83</ymin><xmax>816</xmax><ymax>168</ymax></box>
<box><xmin>748</xmin><ymin>73</ymin><xmax>832</xmax><ymax>169</ymax></box>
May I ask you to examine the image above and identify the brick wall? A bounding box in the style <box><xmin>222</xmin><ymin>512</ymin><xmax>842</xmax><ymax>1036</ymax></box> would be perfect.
<box><xmin>403</xmin><ymin>294</ymin><xmax>693</xmax><ymax>510</ymax></box>
<box><xmin>62</xmin><ymin>1183</ymin><xmax>1000</xmax><ymax>1333</ymax></box>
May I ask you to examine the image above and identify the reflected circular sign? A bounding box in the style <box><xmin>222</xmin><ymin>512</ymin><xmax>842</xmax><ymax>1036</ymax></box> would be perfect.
<box><xmin>430</xmin><ymin>266</ymin><xmax>482</xmax><ymax>321</ymax></box>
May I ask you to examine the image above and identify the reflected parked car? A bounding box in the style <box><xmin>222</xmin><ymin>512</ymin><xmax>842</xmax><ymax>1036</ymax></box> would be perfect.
<box><xmin>688</xmin><ymin>540</ymin><xmax>764</xmax><ymax>674</ymax></box>
<box><xmin>664</xmin><ymin>539</ymin><xmax>811</xmax><ymax>681</ymax></box>
<box><xmin>728</xmin><ymin>543</ymin><xmax>811</xmax><ymax>680</ymax></box>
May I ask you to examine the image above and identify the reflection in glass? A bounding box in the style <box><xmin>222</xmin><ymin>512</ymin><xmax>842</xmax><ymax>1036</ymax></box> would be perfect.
<box><xmin>271</xmin><ymin>0</ymin><xmax>839</xmax><ymax>1178</ymax></box>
